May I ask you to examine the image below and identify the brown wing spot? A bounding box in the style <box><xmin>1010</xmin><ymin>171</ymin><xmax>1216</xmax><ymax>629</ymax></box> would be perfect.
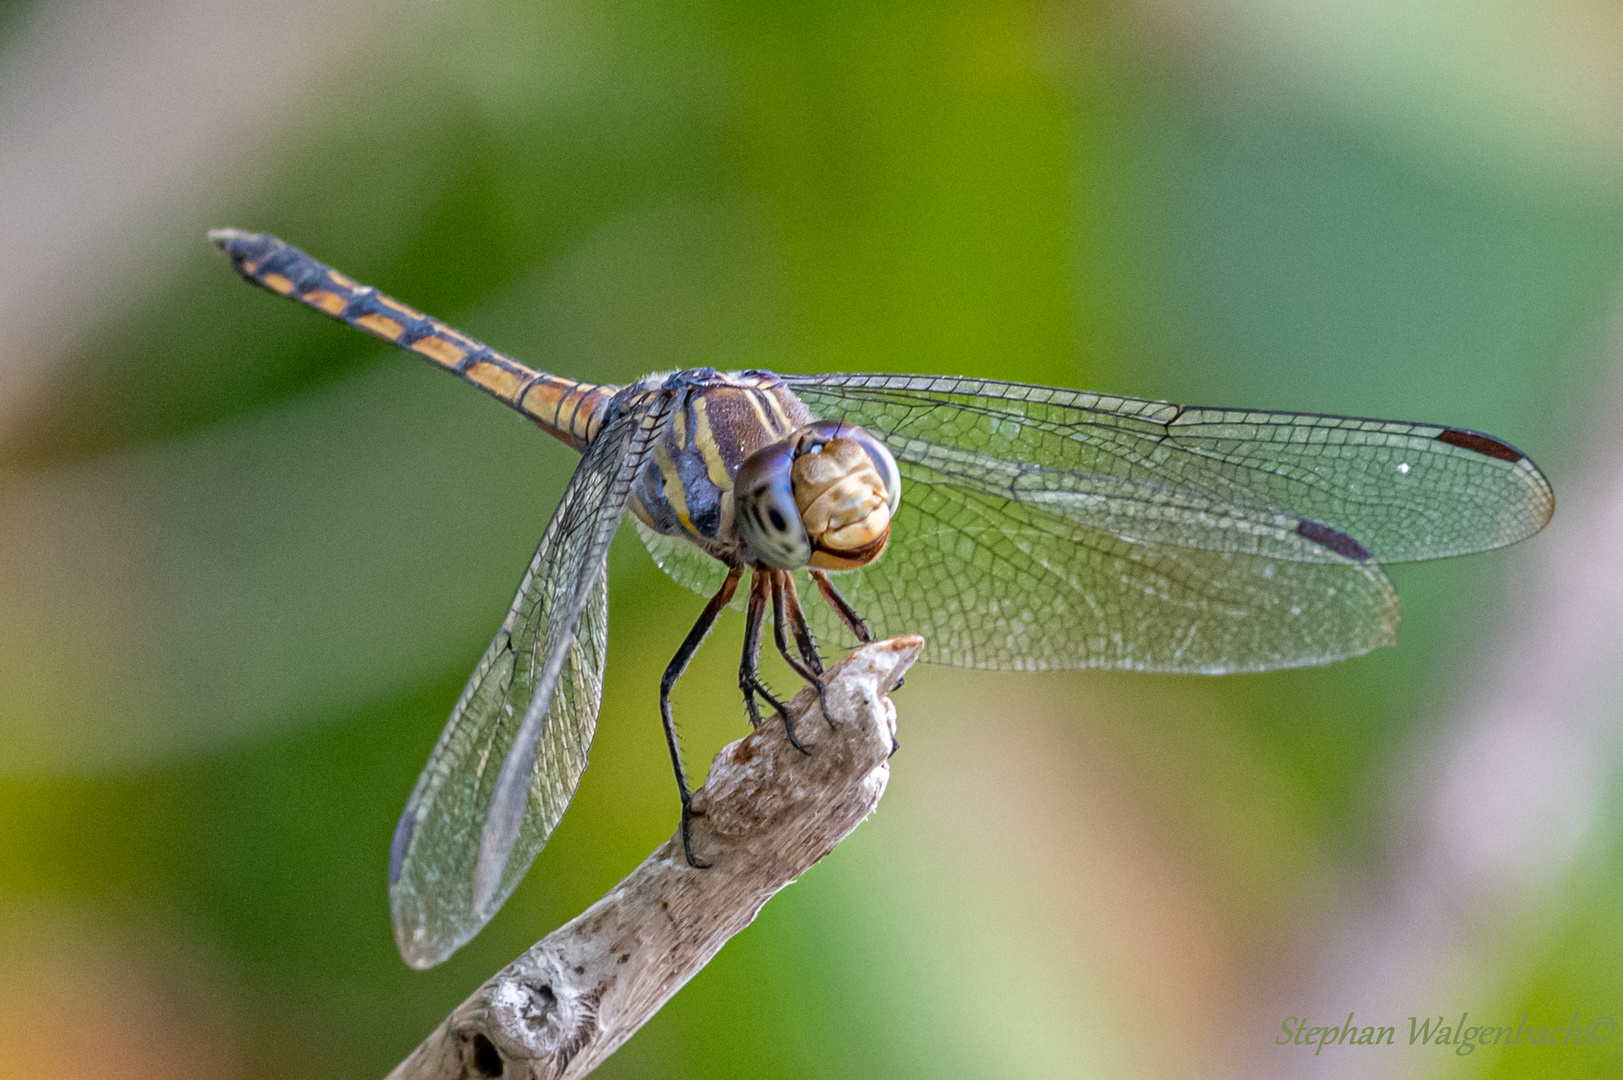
<box><xmin>465</xmin><ymin>359</ymin><xmax>523</xmax><ymax>399</ymax></box>
<box><xmin>302</xmin><ymin>289</ymin><xmax>347</xmax><ymax>315</ymax></box>
<box><xmin>326</xmin><ymin>269</ymin><xmax>358</xmax><ymax>289</ymax></box>
<box><xmin>262</xmin><ymin>273</ymin><xmax>297</xmax><ymax>296</ymax></box>
<box><xmin>379</xmin><ymin>295</ymin><xmax>426</xmax><ymax>322</ymax></box>
<box><xmin>1297</xmin><ymin>518</ymin><xmax>1372</xmax><ymax>561</ymax></box>
<box><xmin>1436</xmin><ymin>428</ymin><xmax>1523</xmax><ymax>462</ymax></box>
<box><xmin>355</xmin><ymin>313</ymin><xmax>404</xmax><ymax>340</ymax></box>
<box><xmin>410</xmin><ymin>335</ymin><xmax>468</xmax><ymax>368</ymax></box>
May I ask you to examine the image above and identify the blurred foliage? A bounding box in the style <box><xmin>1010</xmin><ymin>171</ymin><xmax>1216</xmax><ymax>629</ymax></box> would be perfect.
<box><xmin>2</xmin><ymin>0</ymin><xmax>1622</xmax><ymax>1078</ymax></box>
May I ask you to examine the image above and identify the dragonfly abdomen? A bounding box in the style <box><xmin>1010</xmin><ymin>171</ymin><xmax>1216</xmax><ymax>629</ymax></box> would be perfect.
<box><xmin>210</xmin><ymin>229</ymin><xmax>615</xmax><ymax>450</ymax></box>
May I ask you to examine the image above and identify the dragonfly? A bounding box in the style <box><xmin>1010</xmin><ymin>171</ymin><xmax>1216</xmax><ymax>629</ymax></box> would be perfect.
<box><xmin>211</xmin><ymin>229</ymin><xmax>1554</xmax><ymax>969</ymax></box>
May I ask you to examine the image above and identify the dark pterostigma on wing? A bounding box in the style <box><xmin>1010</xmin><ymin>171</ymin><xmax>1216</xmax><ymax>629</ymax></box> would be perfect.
<box><xmin>388</xmin><ymin>390</ymin><xmax>675</xmax><ymax>969</ymax></box>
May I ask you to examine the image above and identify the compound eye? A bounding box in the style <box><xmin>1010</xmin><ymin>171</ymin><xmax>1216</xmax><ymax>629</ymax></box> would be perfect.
<box><xmin>841</xmin><ymin>427</ymin><xmax>901</xmax><ymax>516</ymax></box>
<box><xmin>781</xmin><ymin>425</ymin><xmax>896</xmax><ymax>570</ymax></box>
<box><xmin>733</xmin><ymin>441</ymin><xmax>812</xmax><ymax>570</ymax></box>
<box><xmin>788</xmin><ymin>420</ymin><xmax>902</xmax><ymax>517</ymax></box>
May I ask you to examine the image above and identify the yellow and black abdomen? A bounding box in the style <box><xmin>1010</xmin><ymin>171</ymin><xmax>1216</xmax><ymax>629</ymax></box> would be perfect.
<box><xmin>211</xmin><ymin>230</ymin><xmax>616</xmax><ymax>450</ymax></box>
<box><xmin>626</xmin><ymin>371</ymin><xmax>813</xmax><ymax>559</ymax></box>
<box><xmin>212</xmin><ymin>231</ymin><xmax>819</xmax><ymax>563</ymax></box>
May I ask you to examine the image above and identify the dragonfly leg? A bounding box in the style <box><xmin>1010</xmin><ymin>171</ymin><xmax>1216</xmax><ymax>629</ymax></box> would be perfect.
<box><xmin>740</xmin><ymin>571</ymin><xmax>810</xmax><ymax>755</ymax></box>
<box><xmin>779</xmin><ymin>573</ymin><xmax>825</xmax><ymax>676</ymax></box>
<box><xmin>772</xmin><ymin>571</ymin><xmax>835</xmax><ymax>730</ymax></box>
<box><xmin>739</xmin><ymin>570</ymin><xmax>770</xmax><ymax>729</ymax></box>
<box><xmin>806</xmin><ymin>570</ymin><xmax>898</xmax><ymax>746</ymax></box>
<box><xmin>743</xmin><ymin>568</ymin><xmax>811</xmax><ymax>753</ymax></box>
<box><xmin>810</xmin><ymin>569</ymin><xmax>873</xmax><ymax>644</ymax></box>
<box><xmin>661</xmin><ymin>565</ymin><xmax>742</xmax><ymax>869</ymax></box>
<box><xmin>810</xmin><ymin>568</ymin><xmax>904</xmax><ymax>695</ymax></box>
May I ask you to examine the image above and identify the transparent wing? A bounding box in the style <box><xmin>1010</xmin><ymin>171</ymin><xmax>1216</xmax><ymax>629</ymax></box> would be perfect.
<box><xmin>389</xmin><ymin>392</ymin><xmax>672</xmax><ymax>969</ymax></box>
<box><xmin>640</xmin><ymin>466</ymin><xmax>1400</xmax><ymax>672</ymax></box>
<box><xmin>784</xmin><ymin>374</ymin><xmax>1553</xmax><ymax>563</ymax></box>
<box><xmin>636</xmin><ymin>517</ymin><xmax>749</xmax><ymax>612</ymax></box>
<box><xmin>644</xmin><ymin>373</ymin><xmax>1552</xmax><ymax>672</ymax></box>
<box><xmin>803</xmin><ymin>477</ymin><xmax>1399</xmax><ymax>671</ymax></box>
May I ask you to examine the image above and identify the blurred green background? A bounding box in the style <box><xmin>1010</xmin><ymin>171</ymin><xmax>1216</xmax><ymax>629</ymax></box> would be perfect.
<box><xmin>1</xmin><ymin>0</ymin><xmax>1620</xmax><ymax>1077</ymax></box>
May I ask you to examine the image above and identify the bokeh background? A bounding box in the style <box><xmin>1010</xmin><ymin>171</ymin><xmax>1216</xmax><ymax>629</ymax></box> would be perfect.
<box><xmin>2</xmin><ymin>0</ymin><xmax>1621</xmax><ymax>1077</ymax></box>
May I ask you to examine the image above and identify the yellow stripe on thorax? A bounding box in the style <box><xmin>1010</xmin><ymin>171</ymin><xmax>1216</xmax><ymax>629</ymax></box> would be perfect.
<box><xmin>690</xmin><ymin>397</ymin><xmax>737</xmax><ymax>539</ymax></box>
<box><xmin>752</xmin><ymin>386</ymin><xmax>788</xmax><ymax>436</ymax></box>
<box><xmin>652</xmin><ymin>441</ymin><xmax>697</xmax><ymax>536</ymax></box>
<box><xmin>688</xmin><ymin>398</ymin><xmax>735</xmax><ymax>489</ymax></box>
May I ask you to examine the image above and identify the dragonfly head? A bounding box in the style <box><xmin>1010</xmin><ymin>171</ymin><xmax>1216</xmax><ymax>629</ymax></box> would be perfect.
<box><xmin>734</xmin><ymin>419</ymin><xmax>901</xmax><ymax>571</ymax></box>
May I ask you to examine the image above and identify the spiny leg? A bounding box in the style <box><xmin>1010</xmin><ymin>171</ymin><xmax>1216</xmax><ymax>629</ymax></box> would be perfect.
<box><xmin>771</xmin><ymin>571</ymin><xmax>835</xmax><ymax>729</ymax></box>
<box><xmin>661</xmin><ymin>566</ymin><xmax>741</xmax><ymax>869</ymax></box>
<box><xmin>812</xmin><ymin>568</ymin><xmax>904</xmax><ymax>694</ymax></box>
<box><xmin>779</xmin><ymin>573</ymin><xmax>824</xmax><ymax>676</ymax></box>
<box><xmin>739</xmin><ymin>570</ymin><xmax>770</xmax><ymax>729</ymax></box>
<box><xmin>740</xmin><ymin>569</ymin><xmax>809</xmax><ymax>754</ymax></box>
<box><xmin>810</xmin><ymin>569</ymin><xmax>873</xmax><ymax>644</ymax></box>
<box><xmin>809</xmin><ymin>568</ymin><xmax>898</xmax><ymax>751</ymax></box>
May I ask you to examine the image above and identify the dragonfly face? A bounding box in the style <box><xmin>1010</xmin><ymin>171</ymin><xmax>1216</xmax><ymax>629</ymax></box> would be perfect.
<box><xmin>210</xmin><ymin>230</ymin><xmax>1557</xmax><ymax>969</ymax></box>
<box><xmin>733</xmin><ymin>418</ymin><xmax>902</xmax><ymax>571</ymax></box>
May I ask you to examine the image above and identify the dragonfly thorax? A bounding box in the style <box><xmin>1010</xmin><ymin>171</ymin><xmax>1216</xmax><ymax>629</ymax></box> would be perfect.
<box><xmin>735</xmin><ymin>419</ymin><xmax>901</xmax><ymax>571</ymax></box>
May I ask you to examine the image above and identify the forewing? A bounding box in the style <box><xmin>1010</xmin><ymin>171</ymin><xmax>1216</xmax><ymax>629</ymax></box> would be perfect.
<box><xmin>389</xmin><ymin>392</ymin><xmax>671</xmax><ymax>969</ymax></box>
<box><xmin>743</xmin><ymin>372</ymin><xmax>1555</xmax><ymax>672</ymax></box>
<box><xmin>783</xmin><ymin>374</ymin><xmax>1554</xmax><ymax>563</ymax></box>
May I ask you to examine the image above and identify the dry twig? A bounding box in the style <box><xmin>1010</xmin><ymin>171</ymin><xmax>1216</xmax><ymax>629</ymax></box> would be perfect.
<box><xmin>388</xmin><ymin>635</ymin><xmax>922</xmax><ymax>1080</ymax></box>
